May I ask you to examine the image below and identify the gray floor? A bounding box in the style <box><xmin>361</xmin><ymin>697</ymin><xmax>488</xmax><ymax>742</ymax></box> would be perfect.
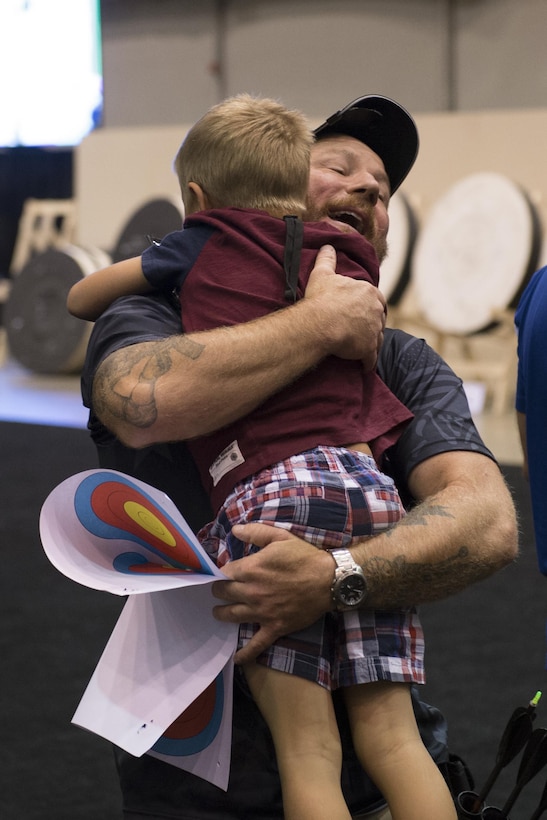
<box><xmin>0</xmin><ymin>355</ymin><xmax>87</xmax><ymax>428</ymax></box>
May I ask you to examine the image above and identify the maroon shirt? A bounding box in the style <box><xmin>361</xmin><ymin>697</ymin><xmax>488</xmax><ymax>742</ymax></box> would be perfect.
<box><xmin>142</xmin><ymin>207</ymin><xmax>413</xmax><ymax>511</ymax></box>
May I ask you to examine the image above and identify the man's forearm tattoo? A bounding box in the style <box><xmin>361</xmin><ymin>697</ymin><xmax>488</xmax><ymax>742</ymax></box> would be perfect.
<box><xmin>94</xmin><ymin>337</ymin><xmax>205</xmax><ymax>428</ymax></box>
<box><xmin>176</xmin><ymin>336</ymin><xmax>206</xmax><ymax>361</ymax></box>
<box><xmin>365</xmin><ymin>544</ymin><xmax>478</xmax><ymax>607</ymax></box>
<box><xmin>365</xmin><ymin>500</ymin><xmax>492</xmax><ymax>605</ymax></box>
<box><xmin>385</xmin><ymin>503</ymin><xmax>454</xmax><ymax>532</ymax></box>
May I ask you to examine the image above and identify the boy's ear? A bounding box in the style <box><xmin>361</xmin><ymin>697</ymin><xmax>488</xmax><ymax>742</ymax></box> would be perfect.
<box><xmin>187</xmin><ymin>182</ymin><xmax>210</xmax><ymax>211</ymax></box>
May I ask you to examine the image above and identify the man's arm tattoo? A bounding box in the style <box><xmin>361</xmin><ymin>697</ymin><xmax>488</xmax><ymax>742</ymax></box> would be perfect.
<box><xmin>93</xmin><ymin>337</ymin><xmax>205</xmax><ymax>428</ymax></box>
<box><xmin>385</xmin><ymin>503</ymin><xmax>455</xmax><ymax>531</ymax></box>
<box><xmin>365</xmin><ymin>501</ymin><xmax>491</xmax><ymax>605</ymax></box>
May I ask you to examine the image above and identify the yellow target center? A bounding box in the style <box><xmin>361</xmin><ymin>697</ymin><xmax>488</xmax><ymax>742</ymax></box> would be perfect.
<box><xmin>124</xmin><ymin>501</ymin><xmax>176</xmax><ymax>546</ymax></box>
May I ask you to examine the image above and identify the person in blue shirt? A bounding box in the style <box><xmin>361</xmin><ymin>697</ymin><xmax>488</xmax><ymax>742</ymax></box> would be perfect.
<box><xmin>516</xmin><ymin>265</ymin><xmax>547</xmax><ymax>573</ymax></box>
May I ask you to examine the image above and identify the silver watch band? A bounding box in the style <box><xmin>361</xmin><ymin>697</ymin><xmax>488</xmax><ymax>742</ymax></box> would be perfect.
<box><xmin>330</xmin><ymin>548</ymin><xmax>358</xmax><ymax>573</ymax></box>
<box><xmin>329</xmin><ymin>548</ymin><xmax>367</xmax><ymax>610</ymax></box>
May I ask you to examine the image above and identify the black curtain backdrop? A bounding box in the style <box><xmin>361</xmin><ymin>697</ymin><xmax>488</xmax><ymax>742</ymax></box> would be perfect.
<box><xmin>1</xmin><ymin>423</ymin><xmax>122</xmax><ymax>819</ymax></box>
<box><xmin>2</xmin><ymin>421</ymin><xmax>547</xmax><ymax>819</ymax></box>
<box><xmin>0</xmin><ymin>148</ymin><xmax>73</xmax><ymax>277</ymax></box>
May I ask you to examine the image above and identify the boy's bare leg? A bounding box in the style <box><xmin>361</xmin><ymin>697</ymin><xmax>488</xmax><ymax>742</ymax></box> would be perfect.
<box><xmin>344</xmin><ymin>681</ymin><xmax>457</xmax><ymax>820</ymax></box>
<box><xmin>243</xmin><ymin>662</ymin><xmax>352</xmax><ymax>820</ymax></box>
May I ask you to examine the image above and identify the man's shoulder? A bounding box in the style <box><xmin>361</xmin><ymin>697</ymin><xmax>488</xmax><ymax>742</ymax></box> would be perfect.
<box><xmin>378</xmin><ymin>328</ymin><xmax>435</xmax><ymax>382</ymax></box>
<box><xmin>381</xmin><ymin>326</ymin><xmax>427</xmax><ymax>353</ymax></box>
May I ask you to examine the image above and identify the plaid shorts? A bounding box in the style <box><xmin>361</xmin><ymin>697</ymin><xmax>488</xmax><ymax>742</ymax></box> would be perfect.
<box><xmin>199</xmin><ymin>446</ymin><xmax>425</xmax><ymax>690</ymax></box>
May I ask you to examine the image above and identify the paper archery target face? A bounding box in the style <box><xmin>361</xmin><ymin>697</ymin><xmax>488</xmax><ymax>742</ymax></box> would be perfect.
<box><xmin>152</xmin><ymin>674</ymin><xmax>224</xmax><ymax>756</ymax></box>
<box><xmin>74</xmin><ymin>471</ymin><xmax>213</xmax><ymax>575</ymax></box>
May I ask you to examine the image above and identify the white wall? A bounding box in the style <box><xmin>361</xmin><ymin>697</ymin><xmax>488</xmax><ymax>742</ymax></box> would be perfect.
<box><xmin>98</xmin><ymin>0</ymin><xmax>547</xmax><ymax>126</ymax></box>
<box><xmin>90</xmin><ymin>0</ymin><xmax>547</xmax><ymax>251</ymax></box>
<box><xmin>76</xmin><ymin>105</ymin><xmax>547</xmax><ymax>256</ymax></box>
<box><xmin>76</xmin><ymin>0</ymin><xmax>547</xmax><ymax>392</ymax></box>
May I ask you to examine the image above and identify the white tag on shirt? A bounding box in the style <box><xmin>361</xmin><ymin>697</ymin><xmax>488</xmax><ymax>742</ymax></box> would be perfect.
<box><xmin>209</xmin><ymin>440</ymin><xmax>245</xmax><ymax>487</ymax></box>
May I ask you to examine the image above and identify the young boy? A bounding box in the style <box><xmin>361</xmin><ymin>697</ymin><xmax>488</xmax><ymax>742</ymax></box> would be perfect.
<box><xmin>68</xmin><ymin>94</ymin><xmax>456</xmax><ymax>820</ymax></box>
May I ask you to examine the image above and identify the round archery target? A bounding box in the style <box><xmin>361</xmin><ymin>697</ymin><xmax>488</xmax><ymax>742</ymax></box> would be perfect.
<box><xmin>412</xmin><ymin>172</ymin><xmax>542</xmax><ymax>334</ymax></box>
<box><xmin>111</xmin><ymin>197</ymin><xmax>184</xmax><ymax>263</ymax></box>
<box><xmin>74</xmin><ymin>471</ymin><xmax>213</xmax><ymax>575</ymax></box>
<box><xmin>5</xmin><ymin>244</ymin><xmax>103</xmax><ymax>374</ymax></box>
<box><xmin>379</xmin><ymin>190</ymin><xmax>417</xmax><ymax>305</ymax></box>
<box><xmin>152</xmin><ymin>674</ymin><xmax>224</xmax><ymax>756</ymax></box>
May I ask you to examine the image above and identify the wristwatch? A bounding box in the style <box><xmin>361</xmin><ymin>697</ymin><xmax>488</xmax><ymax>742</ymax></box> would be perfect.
<box><xmin>329</xmin><ymin>548</ymin><xmax>368</xmax><ymax>611</ymax></box>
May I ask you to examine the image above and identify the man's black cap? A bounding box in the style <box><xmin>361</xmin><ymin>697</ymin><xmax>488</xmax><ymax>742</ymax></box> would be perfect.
<box><xmin>314</xmin><ymin>95</ymin><xmax>419</xmax><ymax>194</ymax></box>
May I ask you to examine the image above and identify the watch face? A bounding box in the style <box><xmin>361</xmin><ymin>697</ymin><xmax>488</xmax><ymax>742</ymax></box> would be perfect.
<box><xmin>339</xmin><ymin>574</ymin><xmax>367</xmax><ymax>606</ymax></box>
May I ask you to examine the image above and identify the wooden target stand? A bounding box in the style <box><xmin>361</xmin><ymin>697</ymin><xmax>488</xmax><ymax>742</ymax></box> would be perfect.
<box><xmin>393</xmin><ymin>173</ymin><xmax>543</xmax><ymax>415</ymax></box>
<box><xmin>4</xmin><ymin>197</ymin><xmax>183</xmax><ymax>374</ymax></box>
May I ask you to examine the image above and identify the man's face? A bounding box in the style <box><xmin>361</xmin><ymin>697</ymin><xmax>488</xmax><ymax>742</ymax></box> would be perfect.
<box><xmin>307</xmin><ymin>135</ymin><xmax>390</xmax><ymax>263</ymax></box>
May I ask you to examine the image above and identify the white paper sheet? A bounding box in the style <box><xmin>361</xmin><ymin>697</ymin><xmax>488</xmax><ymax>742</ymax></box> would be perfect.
<box><xmin>39</xmin><ymin>469</ymin><xmax>238</xmax><ymax>790</ymax></box>
<box><xmin>39</xmin><ymin>469</ymin><xmax>222</xmax><ymax>594</ymax></box>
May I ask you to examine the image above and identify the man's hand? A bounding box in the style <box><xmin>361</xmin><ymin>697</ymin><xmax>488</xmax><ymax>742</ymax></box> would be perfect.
<box><xmin>93</xmin><ymin>244</ymin><xmax>386</xmax><ymax>447</ymax></box>
<box><xmin>212</xmin><ymin>523</ymin><xmax>334</xmax><ymax>664</ymax></box>
<box><xmin>304</xmin><ymin>244</ymin><xmax>386</xmax><ymax>370</ymax></box>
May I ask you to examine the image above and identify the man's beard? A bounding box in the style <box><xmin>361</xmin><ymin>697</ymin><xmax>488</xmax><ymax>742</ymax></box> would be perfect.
<box><xmin>305</xmin><ymin>195</ymin><xmax>388</xmax><ymax>264</ymax></box>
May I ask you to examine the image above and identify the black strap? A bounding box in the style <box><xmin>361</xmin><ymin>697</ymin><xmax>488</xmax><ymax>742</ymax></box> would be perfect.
<box><xmin>283</xmin><ymin>215</ymin><xmax>304</xmax><ymax>302</ymax></box>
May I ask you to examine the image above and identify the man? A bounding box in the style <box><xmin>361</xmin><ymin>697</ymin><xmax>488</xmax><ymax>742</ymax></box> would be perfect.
<box><xmin>82</xmin><ymin>95</ymin><xmax>517</xmax><ymax>819</ymax></box>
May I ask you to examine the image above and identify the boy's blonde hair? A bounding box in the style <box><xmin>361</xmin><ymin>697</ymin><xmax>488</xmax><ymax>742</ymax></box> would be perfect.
<box><xmin>174</xmin><ymin>93</ymin><xmax>313</xmax><ymax>218</ymax></box>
